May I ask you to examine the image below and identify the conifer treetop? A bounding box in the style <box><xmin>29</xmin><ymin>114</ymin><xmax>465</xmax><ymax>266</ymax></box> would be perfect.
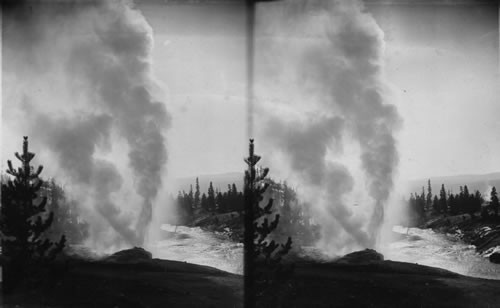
<box><xmin>6</xmin><ymin>136</ymin><xmax>43</xmax><ymax>181</ymax></box>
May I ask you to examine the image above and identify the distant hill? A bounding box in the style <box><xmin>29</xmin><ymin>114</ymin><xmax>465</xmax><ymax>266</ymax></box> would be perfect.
<box><xmin>173</xmin><ymin>172</ymin><xmax>244</xmax><ymax>194</ymax></box>
<box><xmin>406</xmin><ymin>172</ymin><xmax>500</xmax><ymax>196</ymax></box>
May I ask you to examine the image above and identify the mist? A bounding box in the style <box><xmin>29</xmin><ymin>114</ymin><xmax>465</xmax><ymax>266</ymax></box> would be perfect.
<box><xmin>254</xmin><ymin>0</ymin><xmax>401</xmax><ymax>255</ymax></box>
<box><xmin>2</xmin><ymin>0</ymin><xmax>170</xmax><ymax>251</ymax></box>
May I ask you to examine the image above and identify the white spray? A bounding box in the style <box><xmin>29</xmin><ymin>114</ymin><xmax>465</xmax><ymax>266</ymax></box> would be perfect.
<box><xmin>255</xmin><ymin>0</ymin><xmax>401</xmax><ymax>254</ymax></box>
<box><xmin>2</xmin><ymin>0</ymin><xmax>170</xmax><ymax>250</ymax></box>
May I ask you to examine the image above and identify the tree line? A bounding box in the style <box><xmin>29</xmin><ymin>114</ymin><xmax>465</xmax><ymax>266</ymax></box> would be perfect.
<box><xmin>39</xmin><ymin>179</ymin><xmax>89</xmax><ymax>245</ymax></box>
<box><xmin>1</xmin><ymin>173</ymin><xmax>89</xmax><ymax>246</ymax></box>
<box><xmin>406</xmin><ymin>179</ymin><xmax>500</xmax><ymax>226</ymax></box>
<box><xmin>263</xmin><ymin>179</ymin><xmax>320</xmax><ymax>246</ymax></box>
<box><xmin>174</xmin><ymin>174</ymin><xmax>320</xmax><ymax>245</ymax></box>
<box><xmin>175</xmin><ymin>178</ymin><xmax>244</xmax><ymax>224</ymax></box>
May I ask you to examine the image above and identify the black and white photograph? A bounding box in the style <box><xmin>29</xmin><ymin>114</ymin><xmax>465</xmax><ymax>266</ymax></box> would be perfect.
<box><xmin>1</xmin><ymin>0</ymin><xmax>499</xmax><ymax>307</ymax></box>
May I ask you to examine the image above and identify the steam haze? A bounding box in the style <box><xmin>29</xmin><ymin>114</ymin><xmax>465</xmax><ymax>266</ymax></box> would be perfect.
<box><xmin>254</xmin><ymin>0</ymin><xmax>401</xmax><ymax>254</ymax></box>
<box><xmin>2</xmin><ymin>0</ymin><xmax>170</xmax><ymax>250</ymax></box>
<box><xmin>2</xmin><ymin>0</ymin><xmax>497</xmax><ymax>259</ymax></box>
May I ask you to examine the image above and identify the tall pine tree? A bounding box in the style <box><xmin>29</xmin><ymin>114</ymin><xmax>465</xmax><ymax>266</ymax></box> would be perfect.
<box><xmin>187</xmin><ymin>185</ymin><xmax>194</xmax><ymax>218</ymax></box>
<box><xmin>439</xmin><ymin>184</ymin><xmax>447</xmax><ymax>213</ymax></box>
<box><xmin>194</xmin><ymin>177</ymin><xmax>201</xmax><ymax>210</ymax></box>
<box><xmin>490</xmin><ymin>187</ymin><xmax>499</xmax><ymax>217</ymax></box>
<box><xmin>201</xmin><ymin>193</ymin><xmax>208</xmax><ymax>212</ymax></box>
<box><xmin>432</xmin><ymin>195</ymin><xmax>439</xmax><ymax>214</ymax></box>
<box><xmin>426</xmin><ymin>179</ymin><xmax>432</xmax><ymax>212</ymax></box>
<box><xmin>1</xmin><ymin>137</ymin><xmax>66</xmax><ymax>292</ymax></box>
<box><xmin>449</xmin><ymin>194</ymin><xmax>459</xmax><ymax>215</ymax></box>
<box><xmin>207</xmin><ymin>182</ymin><xmax>216</xmax><ymax>212</ymax></box>
<box><xmin>244</xmin><ymin>139</ymin><xmax>292</xmax><ymax>307</ymax></box>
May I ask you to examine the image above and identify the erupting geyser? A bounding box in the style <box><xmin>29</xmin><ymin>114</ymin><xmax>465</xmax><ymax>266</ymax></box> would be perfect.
<box><xmin>255</xmin><ymin>0</ymin><xmax>401</xmax><ymax>254</ymax></box>
<box><xmin>2</xmin><ymin>0</ymin><xmax>170</xmax><ymax>250</ymax></box>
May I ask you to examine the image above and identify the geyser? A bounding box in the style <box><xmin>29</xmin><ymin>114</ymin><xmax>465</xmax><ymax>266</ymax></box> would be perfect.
<box><xmin>254</xmin><ymin>0</ymin><xmax>401</xmax><ymax>254</ymax></box>
<box><xmin>2</xmin><ymin>0</ymin><xmax>170</xmax><ymax>250</ymax></box>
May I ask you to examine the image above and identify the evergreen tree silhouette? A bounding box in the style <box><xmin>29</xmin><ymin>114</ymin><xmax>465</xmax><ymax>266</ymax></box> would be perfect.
<box><xmin>244</xmin><ymin>139</ymin><xmax>292</xmax><ymax>308</ymax></box>
<box><xmin>463</xmin><ymin>185</ymin><xmax>470</xmax><ymax>199</ymax></box>
<box><xmin>194</xmin><ymin>177</ymin><xmax>201</xmax><ymax>210</ymax></box>
<box><xmin>207</xmin><ymin>182</ymin><xmax>216</xmax><ymax>213</ymax></box>
<box><xmin>490</xmin><ymin>186</ymin><xmax>499</xmax><ymax>217</ymax></box>
<box><xmin>426</xmin><ymin>179</ymin><xmax>432</xmax><ymax>212</ymax></box>
<box><xmin>420</xmin><ymin>186</ymin><xmax>426</xmax><ymax>213</ymax></box>
<box><xmin>43</xmin><ymin>179</ymin><xmax>89</xmax><ymax>244</ymax></box>
<box><xmin>1</xmin><ymin>137</ymin><xmax>66</xmax><ymax>293</ymax></box>
<box><xmin>432</xmin><ymin>195</ymin><xmax>439</xmax><ymax>214</ymax></box>
<box><xmin>187</xmin><ymin>184</ymin><xmax>194</xmax><ymax>218</ymax></box>
<box><xmin>201</xmin><ymin>193</ymin><xmax>208</xmax><ymax>212</ymax></box>
<box><xmin>449</xmin><ymin>193</ymin><xmax>459</xmax><ymax>215</ymax></box>
<box><xmin>471</xmin><ymin>190</ymin><xmax>483</xmax><ymax>218</ymax></box>
<box><xmin>216</xmin><ymin>191</ymin><xmax>224</xmax><ymax>213</ymax></box>
<box><xmin>439</xmin><ymin>184</ymin><xmax>447</xmax><ymax>213</ymax></box>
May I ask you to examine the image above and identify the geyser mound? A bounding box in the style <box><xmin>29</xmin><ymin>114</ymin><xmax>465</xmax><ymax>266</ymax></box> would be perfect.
<box><xmin>103</xmin><ymin>247</ymin><xmax>153</xmax><ymax>263</ymax></box>
<box><xmin>335</xmin><ymin>248</ymin><xmax>384</xmax><ymax>264</ymax></box>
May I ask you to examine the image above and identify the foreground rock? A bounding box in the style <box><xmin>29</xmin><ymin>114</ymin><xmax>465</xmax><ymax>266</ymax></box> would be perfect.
<box><xmin>335</xmin><ymin>248</ymin><xmax>384</xmax><ymax>264</ymax></box>
<box><xmin>490</xmin><ymin>252</ymin><xmax>500</xmax><ymax>264</ymax></box>
<box><xmin>103</xmin><ymin>247</ymin><xmax>152</xmax><ymax>263</ymax></box>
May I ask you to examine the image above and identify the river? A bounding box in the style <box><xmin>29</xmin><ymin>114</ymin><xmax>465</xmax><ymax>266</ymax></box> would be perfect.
<box><xmin>384</xmin><ymin>226</ymin><xmax>500</xmax><ymax>280</ymax></box>
<box><xmin>152</xmin><ymin>224</ymin><xmax>243</xmax><ymax>274</ymax></box>
<box><xmin>150</xmin><ymin>224</ymin><xmax>499</xmax><ymax>280</ymax></box>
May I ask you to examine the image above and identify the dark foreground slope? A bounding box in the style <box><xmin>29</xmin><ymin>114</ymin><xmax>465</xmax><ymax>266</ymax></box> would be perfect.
<box><xmin>1</xmin><ymin>248</ymin><xmax>243</xmax><ymax>307</ymax></box>
<box><xmin>3</xmin><ymin>248</ymin><xmax>500</xmax><ymax>307</ymax></box>
<box><xmin>263</xmin><ymin>249</ymin><xmax>500</xmax><ymax>308</ymax></box>
<box><xmin>280</xmin><ymin>260</ymin><xmax>500</xmax><ymax>308</ymax></box>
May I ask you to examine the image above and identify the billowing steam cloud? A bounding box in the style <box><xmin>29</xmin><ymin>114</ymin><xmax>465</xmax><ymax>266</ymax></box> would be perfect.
<box><xmin>3</xmin><ymin>1</ymin><xmax>170</xmax><ymax>249</ymax></box>
<box><xmin>255</xmin><ymin>0</ymin><xmax>401</xmax><ymax>253</ymax></box>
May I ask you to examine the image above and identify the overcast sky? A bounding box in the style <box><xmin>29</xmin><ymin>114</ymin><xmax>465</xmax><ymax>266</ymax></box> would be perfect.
<box><xmin>137</xmin><ymin>0</ymin><xmax>498</xmax><ymax>181</ymax></box>
<box><xmin>2</xmin><ymin>0</ymin><xmax>498</xmax><ymax>184</ymax></box>
<box><xmin>368</xmin><ymin>1</ymin><xmax>498</xmax><ymax>180</ymax></box>
<box><xmin>137</xmin><ymin>2</ymin><xmax>248</xmax><ymax>179</ymax></box>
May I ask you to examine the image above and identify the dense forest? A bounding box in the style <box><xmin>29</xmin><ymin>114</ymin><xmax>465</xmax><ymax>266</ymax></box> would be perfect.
<box><xmin>175</xmin><ymin>178</ymin><xmax>244</xmax><ymax>223</ymax></box>
<box><xmin>405</xmin><ymin>179</ymin><xmax>500</xmax><ymax>226</ymax></box>
<box><xmin>174</xmin><ymin>176</ymin><xmax>320</xmax><ymax>245</ymax></box>
<box><xmin>1</xmin><ymin>173</ymin><xmax>89</xmax><ymax>245</ymax></box>
<box><xmin>39</xmin><ymin>179</ymin><xmax>89</xmax><ymax>245</ymax></box>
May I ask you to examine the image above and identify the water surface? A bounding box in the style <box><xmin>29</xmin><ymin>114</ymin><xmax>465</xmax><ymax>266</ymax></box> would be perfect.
<box><xmin>385</xmin><ymin>226</ymin><xmax>500</xmax><ymax>280</ymax></box>
<box><xmin>153</xmin><ymin>224</ymin><xmax>243</xmax><ymax>274</ymax></box>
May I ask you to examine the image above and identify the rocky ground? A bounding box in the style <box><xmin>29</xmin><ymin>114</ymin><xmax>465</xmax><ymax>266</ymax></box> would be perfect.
<box><xmin>424</xmin><ymin>214</ymin><xmax>500</xmax><ymax>263</ymax></box>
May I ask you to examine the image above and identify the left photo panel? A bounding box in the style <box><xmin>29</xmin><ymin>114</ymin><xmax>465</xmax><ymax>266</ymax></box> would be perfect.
<box><xmin>1</xmin><ymin>1</ymin><xmax>247</xmax><ymax>306</ymax></box>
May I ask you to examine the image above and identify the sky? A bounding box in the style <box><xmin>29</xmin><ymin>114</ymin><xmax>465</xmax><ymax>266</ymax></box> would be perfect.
<box><xmin>141</xmin><ymin>0</ymin><xmax>498</xmax><ymax>183</ymax></box>
<box><xmin>138</xmin><ymin>1</ymin><xmax>248</xmax><ymax>179</ymax></box>
<box><xmin>367</xmin><ymin>1</ymin><xmax>499</xmax><ymax>181</ymax></box>
<box><xmin>147</xmin><ymin>0</ymin><xmax>497</xmax><ymax>182</ymax></box>
<box><xmin>1</xmin><ymin>0</ymin><xmax>498</xmax><ymax>183</ymax></box>
<box><xmin>0</xmin><ymin>0</ymin><xmax>497</xmax><ymax>253</ymax></box>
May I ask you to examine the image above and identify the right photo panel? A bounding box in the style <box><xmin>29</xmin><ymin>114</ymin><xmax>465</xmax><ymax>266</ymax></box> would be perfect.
<box><xmin>248</xmin><ymin>0</ymin><xmax>500</xmax><ymax>306</ymax></box>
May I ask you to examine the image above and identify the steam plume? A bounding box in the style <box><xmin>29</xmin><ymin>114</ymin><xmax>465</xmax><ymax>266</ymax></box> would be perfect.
<box><xmin>3</xmin><ymin>0</ymin><xmax>170</xmax><ymax>248</ymax></box>
<box><xmin>255</xmin><ymin>0</ymin><xmax>401</xmax><ymax>253</ymax></box>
